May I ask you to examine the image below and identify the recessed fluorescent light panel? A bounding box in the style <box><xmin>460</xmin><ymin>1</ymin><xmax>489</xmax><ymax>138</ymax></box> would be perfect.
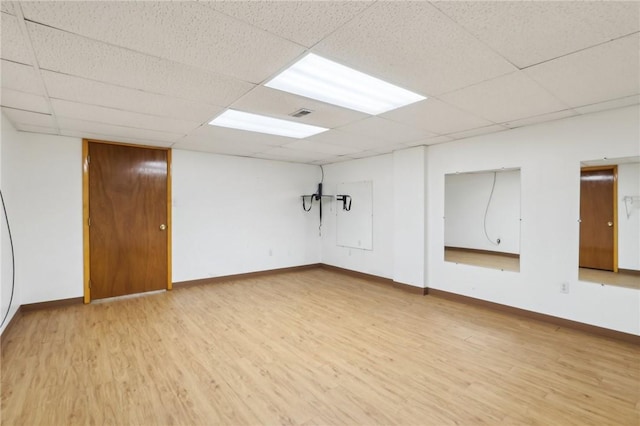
<box><xmin>208</xmin><ymin>110</ymin><xmax>328</xmax><ymax>139</ymax></box>
<box><xmin>265</xmin><ymin>53</ymin><xmax>426</xmax><ymax>115</ymax></box>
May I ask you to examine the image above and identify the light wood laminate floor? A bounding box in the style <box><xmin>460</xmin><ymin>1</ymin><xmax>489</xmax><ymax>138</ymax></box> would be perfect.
<box><xmin>2</xmin><ymin>269</ymin><xmax>638</xmax><ymax>425</ymax></box>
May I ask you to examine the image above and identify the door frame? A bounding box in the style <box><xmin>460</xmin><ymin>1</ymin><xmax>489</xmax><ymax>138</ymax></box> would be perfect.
<box><xmin>82</xmin><ymin>139</ymin><xmax>173</xmax><ymax>303</ymax></box>
<box><xmin>580</xmin><ymin>165</ymin><xmax>618</xmax><ymax>273</ymax></box>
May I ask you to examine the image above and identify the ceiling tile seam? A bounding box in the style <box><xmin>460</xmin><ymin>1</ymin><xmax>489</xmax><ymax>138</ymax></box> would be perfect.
<box><xmin>13</xmin><ymin>4</ymin><xmax>60</xmax><ymax>133</ymax></box>
<box><xmin>59</xmin><ymin>129</ymin><xmax>171</xmax><ymax>146</ymax></box>
<box><xmin>47</xmin><ymin>96</ymin><xmax>208</xmax><ymax>126</ymax></box>
<box><xmin>499</xmin><ymin>108</ymin><xmax>581</xmax><ymax>128</ymax></box>
<box><xmin>193</xmin><ymin>1</ymin><xmax>312</xmax><ymax>51</ymax></box>
<box><xmin>56</xmin><ymin>115</ymin><xmax>188</xmax><ymax>137</ymax></box>
<box><xmin>377</xmin><ymin>114</ymin><xmax>448</xmax><ymax>137</ymax></box>
<box><xmin>574</xmin><ymin>94</ymin><xmax>640</xmax><ymax>111</ymax></box>
<box><xmin>39</xmin><ymin>69</ymin><xmax>246</xmax><ymax>111</ymax></box>
<box><xmin>428</xmin><ymin>1</ymin><xmax>522</xmax><ymax>72</ymax></box>
<box><xmin>196</xmin><ymin>2</ymin><xmax>312</xmax><ymax>50</ymax></box>
<box><xmin>303</xmin><ymin>1</ymin><xmax>380</xmax><ymax>51</ymax></box>
<box><xmin>22</xmin><ymin>19</ymin><xmax>261</xmax><ymax>88</ymax></box>
<box><xmin>0</xmin><ymin>57</ymin><xmax>32</xmax><ymax>68</ymax></box>
<box><xmin>429</xmin><ymin>95</ymin><xmax>500</xmax><ymax>124</ymax></box>
<box><xmin>434</xmin><ymin>69</ymin><xmax>569</xmax><ymax>123</ymax></box>
<box><xmin>516</xmin><ymin>70</ymin><xmax>576</xmax><ymax>112</ymax></box>
<box><xmin>518</xmin><ymin>30</ymin><xmax>640</xmax><ymax>71</ymax></box>
<box><xmin>0</xmin><ymin>105</ymin><xmax>51</xmax><ymax>116</ymax></box>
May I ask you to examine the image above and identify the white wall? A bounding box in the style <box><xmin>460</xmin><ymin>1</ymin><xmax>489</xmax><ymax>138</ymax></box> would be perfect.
<box><xmin>1</xmin><ymin>116</ymin><xmax>83</xmax><ymax>306</ymax></box>
<box><xmin>0</xmin><ymin>117</ymin><xmax>322</xmax><ymax>308</ymax></box>
<box><xmin>618</xmin><ymin>162</ymin><xmax>640</xmax><ymax>270</ymax></box>
<box><xmin>321</xmin><ymin>146</ymin><xmax>426</xmax><ymax>287</ymax></box>
<box><xmin>445</xmin><ymin>170</ymin><xmax>520</xmax><ymax>254</ymax></box>
<box><xmin>427</xmin><ymin>105</ymin><xmax>640</xmax><ymax>335</ymax></box>
<box><xmin>0</xmin><ymin>116</ymin><xmax>21</xmax><ymax>334</ymax></box>
<box><xmin>393</xmin><ymin>146</ymin><xmax>426</xmax><ymax>287</ymax></box>
<box><xmin>171</xmin><ymin>149</ymin><xmax>321</xmax><ymax>282</ymax></box>
<box><xmin>321</xmin><ymin>154</ymin><xmax>394</xmax><ymax>279</ymax></box>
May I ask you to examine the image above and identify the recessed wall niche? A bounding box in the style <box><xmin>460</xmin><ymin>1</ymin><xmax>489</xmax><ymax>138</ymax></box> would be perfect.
<box><xmin>444</xmin><ymin>169</ymin><xmax>521</xmax><ymax>272</ymax></box>
<box><xmin>579</xmin><ymin>156</ymin><xmax>639</xmax><ymax>289</ymax></box>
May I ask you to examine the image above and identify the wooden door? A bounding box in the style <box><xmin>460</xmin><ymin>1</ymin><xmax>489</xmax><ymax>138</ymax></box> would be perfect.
<box><xmin>85</xmin><ymin>141</ymin><xmax>171</xmax><ymax>301</ymax></box>
<box><xmin>579</xmin><ymin>167</ymin><xmax>617</xmax><ymax>271</ymax></box>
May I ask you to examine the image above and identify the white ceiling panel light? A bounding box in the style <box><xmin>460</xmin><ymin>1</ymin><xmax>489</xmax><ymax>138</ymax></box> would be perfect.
<box><xmin>265</xmin><ymin>53</ymin><xmax>426</xmax><ymax>115</ymax></box>
<box><xmin>209</xmin><ymin>109</ymin><xmax>328</xmax><ymax>139</ymax></box>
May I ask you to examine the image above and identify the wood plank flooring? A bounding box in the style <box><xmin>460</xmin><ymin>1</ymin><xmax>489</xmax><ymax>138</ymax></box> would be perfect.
<box><xmin>2</xmin><ymin>269</ymin><xmax>639</xmax><ymax>425</ymax></box>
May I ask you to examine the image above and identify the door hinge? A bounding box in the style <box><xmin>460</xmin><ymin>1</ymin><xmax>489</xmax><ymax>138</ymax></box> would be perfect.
<box><xmin>87</xmin><ymin>155</ymin><xmax>90</xmax><ymax>164</ymax></box>
<box><xmin>88</xmin><ymin>280</ymin><xmax>91</xmax><ymax>289</ymax></box>
<box><xmin>88</xmin><ymin>217</ymin><xmax>91</xmax><ymax>227</ymax></box>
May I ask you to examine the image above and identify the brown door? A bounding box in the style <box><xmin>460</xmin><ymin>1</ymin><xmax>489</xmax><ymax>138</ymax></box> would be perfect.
<box><xmin>88</xmin><ymin>142</ymin><xmax>170</xmax><ymax>300</ymax></box>
<box><xmin>579</xmin><ymin>167</ymin><xmax>616</xmax><ymax>271</ymax></box>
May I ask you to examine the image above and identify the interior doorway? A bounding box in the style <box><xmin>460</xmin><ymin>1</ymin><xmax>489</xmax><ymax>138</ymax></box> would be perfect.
<box><xmin>83</xmin><ymin>140</ymin><xmax>172</xmax><ymax>302</ymax></box>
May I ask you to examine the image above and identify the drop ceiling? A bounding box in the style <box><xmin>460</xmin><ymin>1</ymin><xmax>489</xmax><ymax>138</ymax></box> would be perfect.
<box><xmin>1</xmin><ymin>1</ymin><xmax>638</xmax><ymax>165</ymax></box>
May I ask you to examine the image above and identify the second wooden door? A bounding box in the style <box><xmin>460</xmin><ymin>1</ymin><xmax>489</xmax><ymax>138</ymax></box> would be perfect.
<box><xmin>579</xmin><ymin>167</ymin><xmax>616</xmax><ymax>271</ymax></box>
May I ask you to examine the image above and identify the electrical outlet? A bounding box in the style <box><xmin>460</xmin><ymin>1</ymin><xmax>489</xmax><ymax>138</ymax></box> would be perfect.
<box><xmin>561</xmin><ymin>282</ymin><xmax>570</xmax><ymax>294</ymax></box>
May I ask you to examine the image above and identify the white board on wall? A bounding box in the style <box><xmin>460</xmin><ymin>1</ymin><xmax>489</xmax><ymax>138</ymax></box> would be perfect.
<box><xmin>336</xmin><ymin>181</ymin><xmax>373</xmax><ymax>250</ymax></box>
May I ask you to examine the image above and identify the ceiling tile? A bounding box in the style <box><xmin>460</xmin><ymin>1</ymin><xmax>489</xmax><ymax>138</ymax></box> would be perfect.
<box><xmin>434</xmin><ymin>1</ymin><xmax>640</xmax><ymax>68</ymax></box>
<box><xmin>205</xmin><ymin>1</ymin><xmax>373</xmax><ymax>47</ymax></box>
<box><xmin>1</xmin><ymin>88</ymin><xmax>49</xmax><ymax>113</ymax></box>
<box><xmin>14</xmin><ymin>123</ymin><xmax>58</xmax><ymax>135</ymax></box>
<box><xmin>59</xmin><ymin>129</ymin><xmax>173</xmax><ymax>148</ymax></box>
<box><xmin>337</xmin><ymin>116</ymin><xmax>436</xmax><ymax>145</ymax></box>
<box><xmin>42</xmin><ymin>71</ymin><xmax>223</xmax><ymax>123</ymax></box>
<box><xmin>346</xmin><ymin>150</ymin><xmax>385</xmax><ymax>160</ymax></box>
<box><xmin>56</xmin><ymin>117</ymin><xmax>184</xmax><ymax>143</ymax></box>
<box><xmin>172</xmin><ymin>140</ymin><xmax>260</xmax><ymax>157</ymax></box>
<box><xmin>1</xmin><ymin>3</ymin><xmax>15</xmax><ymax>15</ymax></box>
<box><xmin>314</xmin><ymin>1</ymin><xmax>516</xmax><ymax>96</ymax></box>
<box><xmin>418</xmin><ymin>135</ymin><xmax>454</xmax><ymax>146</ymax></box>
<box><xmin>180</xmin><ymin>123</ymin><xmax>292</xmax><ymax>150</ymax></box>
<box><xmin>310</xmin><ymin>155</ymin><xmax>355</xmax><ymax>165</ymax></box>
<box><xmin>1</xmin><ymin>13</ymin><xmax>32</xmax><ymax>64</ymax></box>
<box><xmin>27</xmin><ymin>22</ymin><xmax>255</xmax><ymax>106</ymax></box>
<box><xmin>230</xmin><ymin>86</ymin><xmax>368</xmax><ymax>129</ymax></box>
<box><xmin>305</xmin><ymin>128</ymin><xmax>389</xmax><ymax>151</ymax></box>
<box><xmin>21</xmin><ymin>1</ymin><xmax>304</xmax><ymax>83</ymax></box>
<box><xmin>51</xmin><ymin>99</ymin><xmax>202</xmax><ymax>134</ymax></box>
<box><xmin>253</xmin><ymin>146</ymin><xmax>335</xmax><ymax>163</ymax></box>
<box><xmin>280</xmin><ymin>140</ymin><xmax>360</xmax><ymax>156</ymax></box>
<box><xmin>0</xmin><ymin>60</ymin><xmax>41</xmax><ymax>94</ymax></box>
<box><xmin>502</xmin><ymin>109</ymin><xmax>578</xmax><ymax>129</ymax></box>
<box><xmin>525</xmin><ymin>34</ymin><xmax>640</xmax><ymax>108</ymax></box>
<box><xmin>440</xmin><ymin>71</ymin><xmax>569</xmax><ymax>123</ymax></box>
<box><xmin>574</xmin><ymin>95</ymin><xmax>640</xmax><ymax>115</ymax></box>
<box><xmin>381</xmin><ymin>98</ymin><xmax>493</xmax><ymax>135</ymax></box>
<box><xmin>2</xmin><ymin>107</ymin><xmax>55</xmax><ymax>128</ymax></box>
<box><xmin>446</xmin><ymin>124</ymin><xmax>509</xmax><ymax>141</ymax></box>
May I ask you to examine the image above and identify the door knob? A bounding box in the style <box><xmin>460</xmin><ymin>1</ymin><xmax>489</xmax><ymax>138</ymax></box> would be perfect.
<box><xmin>160</xmin><ymin>224</ymin><xmax>167</xmax><ymax>230</ymax></box>
<box><xmin>607</xmin><ymin>221</ymin><xmax>613</xmax><ymax>227</ymax></box>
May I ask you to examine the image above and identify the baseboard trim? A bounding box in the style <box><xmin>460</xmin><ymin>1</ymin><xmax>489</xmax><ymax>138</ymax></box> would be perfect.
<box><xmin>320</xmin><ymin>264</ymin><xmax>428</xmax><ymax>295</ymax></box>
<box><xmin>173</xmin><ymin>263</ymin><xmax>322</xmax><ymax>289</ymax></box>
<box><xmin>428</xmin><ymin>288</ymin><xmax>639</xmax><ymax>345</ymax></box>
<box><xmin>21</xmin><ymin>297</ymin><xmax>84</xmax><ymax>312</ymax></box>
